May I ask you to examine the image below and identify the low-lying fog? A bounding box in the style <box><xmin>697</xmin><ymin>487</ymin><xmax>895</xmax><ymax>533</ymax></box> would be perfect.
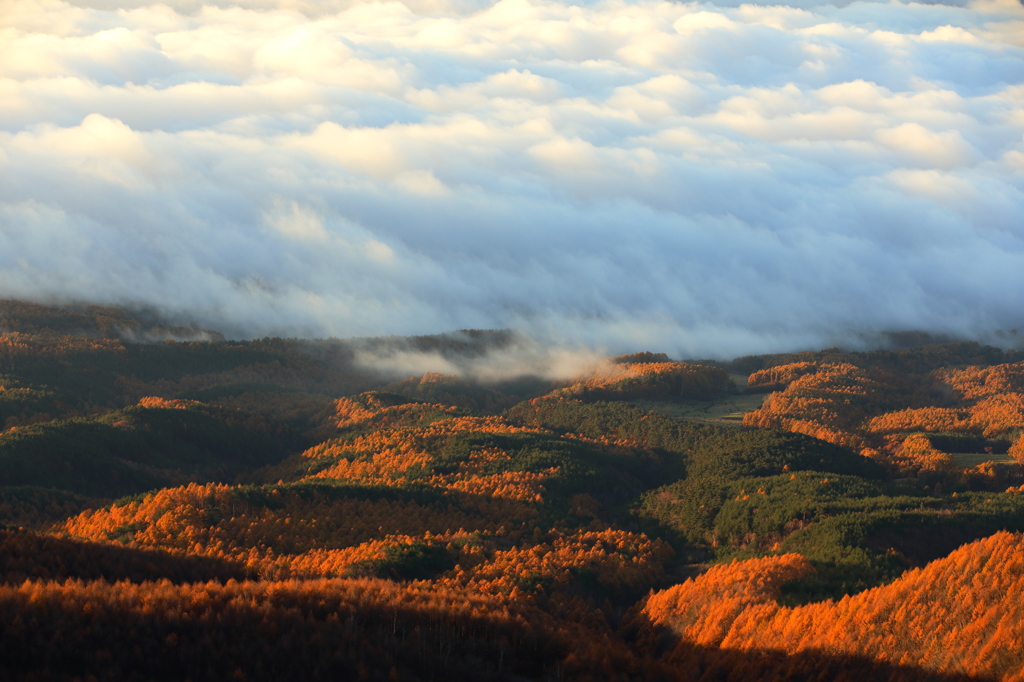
<box><xmin>2</xmin><ymin>0</ymin><xmax>1023</xmax><ymax>358</ymax></box>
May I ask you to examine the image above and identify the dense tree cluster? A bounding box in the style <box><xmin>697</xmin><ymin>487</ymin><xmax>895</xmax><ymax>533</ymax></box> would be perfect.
<box><xmin>554</xmin><ymin>360</ymin><xmax>734</xmax><ymax>402</ymax></box>
<box><xmin>742</xmin><ymin>353</ymin><xmax>1024</xmax><ymax>476</ymax></box>
<box><xmin>632</xmin><ymin>532</ymin><xmax>1024</xmax><ymax>681</ymax></box>
<box><xmin>5</xmin><ymin>302</ymin><xmax>1024</xmax><ymax>680</ymax></box>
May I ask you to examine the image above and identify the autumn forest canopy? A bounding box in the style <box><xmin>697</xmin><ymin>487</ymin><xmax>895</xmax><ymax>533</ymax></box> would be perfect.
<box><xmin>3</xmin><ymin>299</ymin><xmax>1024</xmax><ymax>681</ymax></box>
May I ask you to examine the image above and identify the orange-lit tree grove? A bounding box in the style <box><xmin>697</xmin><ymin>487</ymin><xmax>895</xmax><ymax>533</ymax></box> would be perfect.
<box><xmin>4</xmin><ymin>301</ymin><xmax>1024</xmax><ymax>681</ymax></box>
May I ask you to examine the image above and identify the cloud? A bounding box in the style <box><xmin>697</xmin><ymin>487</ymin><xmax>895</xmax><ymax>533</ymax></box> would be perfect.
<box><xmin>1</xmin><ymin>0</ymin><xmax>1024</xmax><ymax>359</ymax></box>
<box><xmin>350</xmin><ymin>331</ymin><xmax>608</xmax><ymax>382</ymax></box>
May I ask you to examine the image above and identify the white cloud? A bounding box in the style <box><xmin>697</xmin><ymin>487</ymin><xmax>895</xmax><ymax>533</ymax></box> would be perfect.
<box><xmin>875</xmin><ymin>122</ymin><xmax>981</xmax><ymax>168</ymax></box>
<box><xmin>0</xmin><ymin>0</ymin><xmax>1023</xmax><ymax>358</ymax></box>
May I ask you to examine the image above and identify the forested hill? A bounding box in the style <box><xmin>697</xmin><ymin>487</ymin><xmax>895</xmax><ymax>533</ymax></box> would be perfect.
<box><xmin>2</xmin><ymin>299</ymin><xmax>1024</xmax><ymax>681</ymax></box>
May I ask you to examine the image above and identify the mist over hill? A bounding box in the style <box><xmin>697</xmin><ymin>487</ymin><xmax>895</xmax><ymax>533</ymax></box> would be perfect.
<box><xmin>3</xmin><ymin>298</ymin><xmax>1024</xmax><ymax>679</ymax></box>
<box><xmin>4</xmin><ymin>0</ymin><xmax>1024</xmax><ymax>673</ymax></box>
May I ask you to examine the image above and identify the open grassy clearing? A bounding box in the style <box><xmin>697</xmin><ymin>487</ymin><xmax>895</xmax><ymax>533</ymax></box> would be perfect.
<box><xmin>632</xmin><ymin>374</ymin><xmax>766</xmax><ymax>426</ymax></box>
<box><xmin>951</xmin><ymin>452</ymin><xmax>1018</xmax><ymax>467</ymax></box>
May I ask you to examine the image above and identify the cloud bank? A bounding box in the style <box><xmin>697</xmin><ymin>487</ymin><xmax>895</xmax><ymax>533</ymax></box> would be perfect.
<box><xmin>1</xmin><ymin>0</ymin><xmax>1023</xmax><ymax>358</ymax></box>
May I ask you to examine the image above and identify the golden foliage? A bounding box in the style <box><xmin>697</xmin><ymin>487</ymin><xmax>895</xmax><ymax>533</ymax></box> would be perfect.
<box><xmin>747</xmin><ymin>362</ymin><xmax>817</xmax><ymax>389</ymax></box>
<box><xmin>59</xmin><ymin>482</ymin><xmax>520</xmax><ymax>579</ymax></box>
<box><xmin>888</xmin><ymin>434</ymin><xmax>958</xmax><ymax>476</ymax></box>
<box><xmin>742</xmin><ymin>363</ymin><xmax>884</xmax><ymax>450</ymax></box>
<box><xmin>744</xmin><ymin>359</ymin><xmax>1024</xmax><ymax>475</ymax></box>
<box><xmin>559</xmin><ymin>360</ymin><xmax>732</xmax><ymax>401</ymax></box>
<box><xmin>293</xmin><ymin>416</ymin><xmax>556</xmax><ymax>503</ymax></box>
<box><xmin>641</xmin><ymin>532</ymin><xmax>1024</xmax><ymax>680</ymax></box>
<box><xmin>968</xmin><ymin>393</ymin><xmax>1024</xmax><ymax>438</ymax></box>
<box><xmin>136</xmin><ymin>396</ymin><xmax>200</xmax><ymax>410</ymax></box>
<box><xmin>1011</xmin><ymin>434</ymin><xmax>1024</xmax><ymax>465</ymax></box>
<box><xmin>642</xmin><ymin>553</ymin><xmax>813</xmax><ymax>647</ymax></box>
<box><xmin>865</xmin><ymin>408</ymin><xmax>967</xmax><ymax>435</ymax></box>
<box><xmin>442</xmin><ymin>529</ymin><xmax>673</xmax><ymax>597</ymax></box>
<box><xmin>942</xmin><ymin>363</ymin><xmax>1024</xmax><ymax>400</ymax></box>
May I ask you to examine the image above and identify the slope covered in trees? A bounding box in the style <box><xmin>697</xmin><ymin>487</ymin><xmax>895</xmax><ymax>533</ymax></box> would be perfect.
<box><xmin>2</xmin><ymin>300</ymin><xmax>1024</xmax><ymax>680</ymax></box>
<box><xmin>737</xmin><ymin>345</ymin><xmax>1024</xmax><ymax>479</ymax></box>
<box><xmin>630</xmin><ymin>531</ymin><xmax>1024</xmax><ymax>681</ymax></box>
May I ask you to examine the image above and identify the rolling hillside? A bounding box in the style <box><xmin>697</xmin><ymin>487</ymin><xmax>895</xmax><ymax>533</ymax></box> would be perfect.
<box><xmin>2</xmin><ymin>300</ymin><xmax>1023</xmax><ymax>680</ymax></box>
